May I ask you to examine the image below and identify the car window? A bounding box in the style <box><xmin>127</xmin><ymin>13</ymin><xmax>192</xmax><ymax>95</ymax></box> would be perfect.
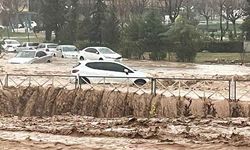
<box><xmin>38</xmin><ymin>44</ymin><xmax>45</xmax><ymax>48</ymax></box>
<box><xmin>7</xmin><ymin>40</ymin><xmax>19</xmax><ymax>44</ymax></box>
<box><xmin>47</xmin><ymin>44</ymin><xmax>58</xmax><ymax>48</ymax></box>
<box><xmin>21</xmin><ymin>43</ymin><xmax>26</xmax><ymax>47</ymax></box>
<box><xmin>85</xmin><ymin>48</ymin><xmax>98</xmax><ymax>53</ymax></box>
<box><xmin>28</xmin><ymin>43</ymin><xmax>39</xmax><ymax>46</ymax></box>
<box><xmin>5</xmin><ymin>40</ymin><xmax>19</xmax><ymax>44</ymax></box>
<box><xmin>5</xmin><ymin>41</ymin><xmax>11</xmax><ymax>44</ymax></box>
<box><xmin>98</xmin><ymin>48</ymin><xmax>115</xmax><ymax>54</ymax></box>
<box><xmin>86</xmin><ymin>62</ymin><xmax>133</xmax><ymax>73</ymax></box>
<box><xmin>36</xmin><ymin>51</ymin><xmax>47</xmax><ymax>57</ymax></box>
<box><xmin>86</xmin><ymin>62</ymin><xmax>103</xmax><ymax>70</ymax></box>
<box><xmin>16</xmin><ymin>51</ymin><xmax>36</xmax><ymax>58</ymax></box>
<box><xmin>63</xmin><ymin>46</ymin><xmax>76</xmax><ymax>52</ymax></box>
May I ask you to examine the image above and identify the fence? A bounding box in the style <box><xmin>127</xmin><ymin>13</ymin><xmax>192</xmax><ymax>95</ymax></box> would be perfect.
<box><xmin>0</xmin><ymin>74</ymin><xmax>249</xmax><ymax>101</ymax></box>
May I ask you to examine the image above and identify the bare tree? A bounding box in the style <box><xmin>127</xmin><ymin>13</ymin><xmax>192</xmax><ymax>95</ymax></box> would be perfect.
<box><xmin>159</xmin><ymin>0</ymin><xmax>184</xmax><ymax>23</ymax></box>
<box><xmin>121</xmin><ymin>0</ymin><xmax>149</xmax><ymax>17</ymax></box>
<box><xmin>0</xmin><ymin>0</ymin><xmax>27</xmax><ymax>31</ymax></box>
<box><xmin>104</xmin><ymin>0</ymin><xmax>131</xmax><ymax>25</ymax></box>
<box><xmin>223</xmin><ymin>0</ymin><xmax>246</xmax><ymax>37</ymax></box>
<box><xmin>195</xmin><ymin>0</ymin><xmax>213</xmax><ymax>31</ymax></box>
<box><xmin>214</xmin><ymin>0</ymin><xmax>227</xmax><ymax>41</ymax></box>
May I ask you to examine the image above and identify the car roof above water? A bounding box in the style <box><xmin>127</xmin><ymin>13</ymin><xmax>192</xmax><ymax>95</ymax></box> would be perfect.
<box><xmin>78</xmin><ymin>60</ymin><xmax>122</xmax><ymax>64</ymax></box>
<box><xmin>84</xmin><ymin>46</ymin><xmax>109</xmax><ymax>49</ymax></box>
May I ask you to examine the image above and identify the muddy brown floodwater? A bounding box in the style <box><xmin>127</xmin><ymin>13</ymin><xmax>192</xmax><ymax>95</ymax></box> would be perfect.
<box><xmin>1</xmin><ymin>53</ymin><xmax>250</xmax><ymax>149</ymax></box>
<box><xmin>0</xmin><ymin>116</ymin><xmax>250</xmax><ymax>149</ymax></box>
<box><xmin>2</xmin><ymin>53</ymin><xmax>250</xmax><ymax>78</ymax></box>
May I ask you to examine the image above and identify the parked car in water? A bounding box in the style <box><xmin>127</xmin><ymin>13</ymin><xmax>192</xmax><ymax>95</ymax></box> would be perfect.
<box><xmin>8</xmin><ymin>50</ymin><xmax>52</xmax><ymax>64</ymax></box>
<box><xmin>56</xmin><ymin>45</ymin><xmax>79</xmax><ymax>58</ymax></box>
<box><xmin>78</xmin><ymin>47</ymin><xmax>122</xmax><ymax>62</ymax></box>
<box><xmin>71</xmin><ymin>60</ymin><xmax>148</xmax><ymax>85</ymax></box>
<box><xmin>15</xmin><ymin>42</ymin><xmax>39</xmax><ymax>52</ymax></box>
<box><xmin>36</xmin><ymin>43</ymin><xmax>58</xmax><ymax>56</ymax></box>
<box><xmin>1</xmin><ymin>39</ymin><xmax>20</xmax><ymax>52</ymax></box>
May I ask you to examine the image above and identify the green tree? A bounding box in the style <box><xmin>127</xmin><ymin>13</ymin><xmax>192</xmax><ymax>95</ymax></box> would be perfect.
<box><xmin>123</xmin><ymin>11</ymin><xmax>167</xmax><ymax>60</ymax></box>
<box><xmin>77</xmin><ymin>14</ymin><xmax>92</xmax><ymax>41</ymax></box>
<box><xmin>141</xmin><ymin>11</ymin><xmax>166</xmax><ymax>60</ymax></box>
<box><xmin>39</xmin><ymin>0</ymin><xmax>66</xmax><ymax>42</ymax></box>
<box><xmin>122</xmin><ymin>16</ymin><xmax>144</xmax><ymax>59</ymax></box>
<box><xmin>58</xmin><ymin>0</ymin><xmax>79</xmax><ymax>44</ymax></box>
<box><xmin>102</xmin><ymin>8</ymin><xmax>121</xmax><ymax>50</ymax></box>
<box><xmin>89</xmin><ymin>0</ymin><xmax>107</xmax><ymax>44</ymax></box>
<box><xmin>165</xmin><ymin>16</ymin><xmax>201</xmax><ymax>62</ymax></box>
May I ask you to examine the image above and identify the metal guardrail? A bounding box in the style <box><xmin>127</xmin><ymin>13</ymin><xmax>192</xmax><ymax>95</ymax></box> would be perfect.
<box><xmin>0</xmin><ymin>74</ymin><xmax>248</xmax><ymax>101</ymax></box>
<box><xmin>154</xmin><ymin>78</ymin><xmax>230</xmax><ymax>100</ymax></box>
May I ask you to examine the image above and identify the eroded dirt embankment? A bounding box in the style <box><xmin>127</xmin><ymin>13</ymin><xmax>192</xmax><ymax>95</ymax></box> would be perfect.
<box><xmin>0</xmin><ymin>86</ymin><xmax>249</xmax><ymax>118</ymax></box>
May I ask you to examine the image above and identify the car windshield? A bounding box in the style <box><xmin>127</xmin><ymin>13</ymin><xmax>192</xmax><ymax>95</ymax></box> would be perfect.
<box><xmin>98</xmin><ymin>48</ymin><xmax>115</xmax><ymax>54</ymax></box>
<box><xmin>48</xmin><ymin>44</ymin><xmax>58</xmax><ymax>48</ymax></box>
<box><xmin>28</xmin><ymin>43</ymin><xmax>39</xmax><ymax>46</ymax></box>
<box><xmin>6</xmin><ymin>40</ymin><xmax>19</xmax><ymax>44</ymax></box>
<box><xmin>16</xmin><ymin>51</ymin><xmax>36</xmax><ymax>58</ymax></box>
<box><xmin>63</xmin><ymin>46</ymin><xmax>76</xmax><ymax>52</ymax></box>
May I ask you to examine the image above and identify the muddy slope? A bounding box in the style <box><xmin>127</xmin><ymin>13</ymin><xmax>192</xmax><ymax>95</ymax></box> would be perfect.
<box><xmin>0</xmin><ymin>87</ymin><xmax>249</xmax><ymax>118</ymax></box>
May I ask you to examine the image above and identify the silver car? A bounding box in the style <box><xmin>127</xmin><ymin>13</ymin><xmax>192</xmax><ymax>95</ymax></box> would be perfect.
<box><xmin>8</xmin><ymin>50</ymin><xmax>52</xmax><ymax>64</ymax></box>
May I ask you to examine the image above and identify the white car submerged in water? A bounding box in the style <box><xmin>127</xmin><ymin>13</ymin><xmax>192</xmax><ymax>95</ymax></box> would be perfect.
<box><xmin>56</xmin><ymin>45</ymin><xmax>79</xmax><ymax>58</ymax></box>
<box><xmin>78</xmin><ymin>47</ymin><xmax>122</xmax><ymax>62</ymax></box>
<box><xmin>71</xmin><ymin>60</ymin><xmax>148</xmax><ymax>85</ymax></box>
<box><xmin>36</xmin><ymin>43</ymin><xmax>58</xmax><ymax>56</ymax></box>
<box><xmin>1</xmin><ymin>39</ymin><xmax>21</xmax><ymax>52</ymax></box>
<box><xmin>15</xmin><ymin>42</ymin><xmax>39</xmax><ymax>52</ymax></box>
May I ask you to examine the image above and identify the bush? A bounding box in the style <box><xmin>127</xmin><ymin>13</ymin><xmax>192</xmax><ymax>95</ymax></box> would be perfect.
<box><xmin>164</xmin><ymin>16</ymin><xmax>201</xmax><ymax>62</ymax></box>
<box><xmin>74</xmin><ymin>40</ymin><xmax>92</xmax><ymax>50</ymax></box>
<box><xmin>149</xmin><ymin>51</ymin><xmax>167</xmax><ymax>60</ymax></box>
<box><xmin>201</xmin><ymin>41</ymin><xmax>244</xmax><ymax>53</ymax></box>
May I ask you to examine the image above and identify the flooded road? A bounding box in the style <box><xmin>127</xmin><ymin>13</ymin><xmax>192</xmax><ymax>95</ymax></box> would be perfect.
<box><xmin>0</xmin><ymin>130</ymin><xmax>248</xmax><ymax>150</ymax></box>
<box><xmin>1</xmin><ymin>54</ymin><xmax>250</xmax><ymax>149</ymax></box>
<box><xmin>2</xmin><ymin>54</ymin><xmax>250</xmax><ymax>77</ymax></box>
<box><xmin>0</xmin><ymin>116</ymin><xmax>250</xmax><ymax>149</ymax></box>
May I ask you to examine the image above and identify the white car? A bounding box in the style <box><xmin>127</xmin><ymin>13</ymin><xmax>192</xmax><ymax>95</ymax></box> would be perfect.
<box><xmin>15</xmin><ymin>42</ymin><xmax>39</xmax><ymax>52</ymax></box>
<box><xmin>1</xmin><ymin>39</ymin><xmax>21</xmax><ymax>52</ymax></box>
<box><xmin>8</xmin><ymin>50</ymin><xmax>52</xmax><ymax>64</ymax></box>
<box><xmin>71</xmin><ymin>60</ymin><xmax>148</xmax><ymax>85</ymax></box>
<box><xmin>78</xmin><ymin>47</ymin><xmax>122</xmax><ymax>62</ymax></box>
<box><xmin>56</xmin><ymin>45</ymin><xmax>79</xmax><ymax>58</ymax></box>
<box><xmin>36</xmin><ymin>43</ymin><xmax>58</xmax><ymax>56</ymax></box>
<box><xmin>18</xmin><ymin>21</ymin><xmax>37</xmax><ymax>29</ymax></box>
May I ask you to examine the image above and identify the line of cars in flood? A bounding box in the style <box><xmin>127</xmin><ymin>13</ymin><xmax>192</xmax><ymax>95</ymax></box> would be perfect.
<box><xmin>1</xmin><ymin>39</ymin><xmax>148</xmax><ymax>85</ymax></box>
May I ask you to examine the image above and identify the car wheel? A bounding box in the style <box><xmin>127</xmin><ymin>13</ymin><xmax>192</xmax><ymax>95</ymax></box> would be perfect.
<box><xmin>47</xmin><ymin>60</ymin><xmax>51</xmax><ymax>63</ymax></box>
<box><xmin>79</xmin><ymin>77</ymin><xmax>90</xmax><ymax>84</ymax></box>
<box><xmin>99</xmin><ymin>58</ymin><xmax>103</xmax><ymax>60</ymax></box>
<box><xmin>134</xmin><ymin>79</ymin><xmax>146</xmax><ymax>86</ymax></box>
<box><xmin>80</xmin><ymin>56</ymin><xmax>84</xmax><ymax>60</ymax></box>
<box><xmin>61</xmin><ymin>55</ymin><xmax>64</xmax><ymax>58</ymax></box>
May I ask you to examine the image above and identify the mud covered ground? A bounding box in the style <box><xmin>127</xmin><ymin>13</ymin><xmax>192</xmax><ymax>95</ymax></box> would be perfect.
<box><xmin>0</xmin><ymin>115</ymin><xmax>250</xmax><ymax>149</ymax></box>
